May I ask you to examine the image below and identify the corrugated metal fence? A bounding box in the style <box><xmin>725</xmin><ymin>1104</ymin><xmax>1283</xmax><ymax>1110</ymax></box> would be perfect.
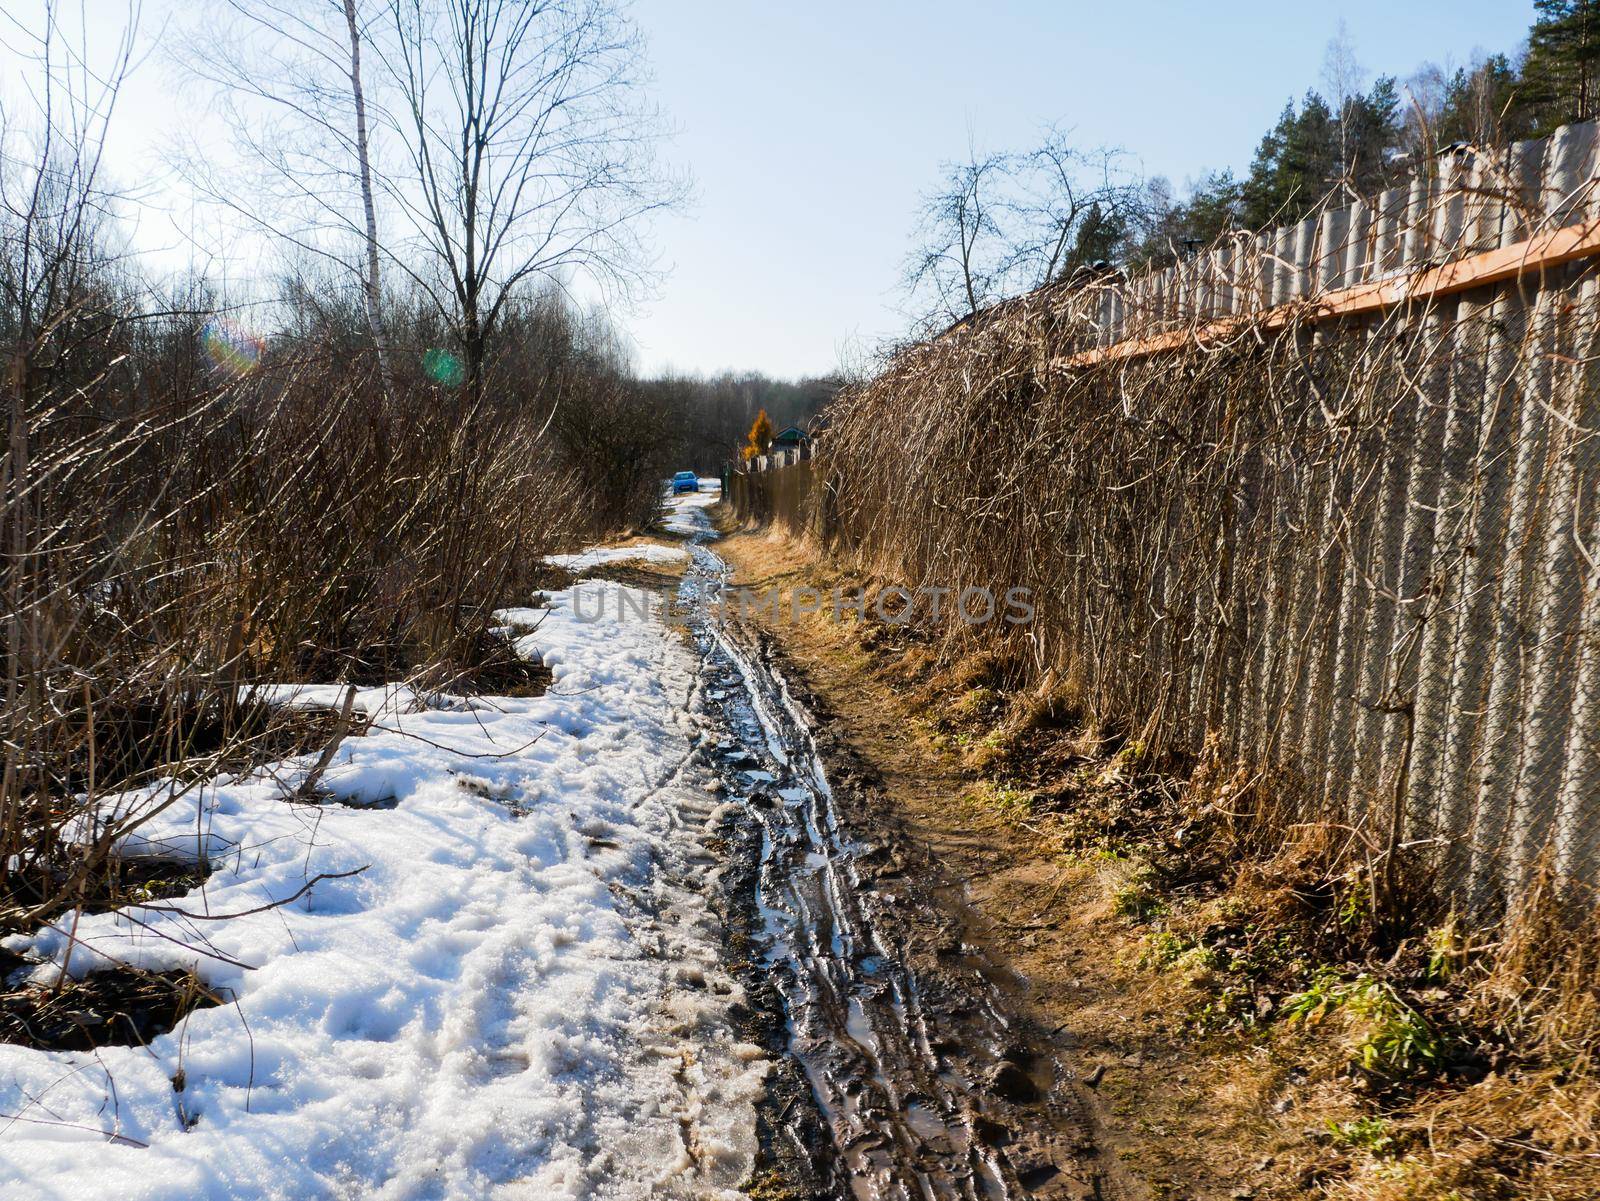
<box><xmin>804</xmin><ymin>120</ymin><xmax>1600</xmax><ymax>917</ymax></box>
<box><xmin>1057</xmin><ymin>122</ymin><xmax>1600</xmax><ymax>915</ymax></box>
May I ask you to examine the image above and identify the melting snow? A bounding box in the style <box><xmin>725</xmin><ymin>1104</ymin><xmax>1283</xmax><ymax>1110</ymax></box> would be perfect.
<box><xmin>0</xmin><ymin>568</ymin><xmax>764</xmax><ymax>1199</ymax></box>
<box><xmin>544</xmin><ymin>544</ymin><xmax>689</xmax><ymax>571</ymax></box>
<box><xmin>662</xmin><ymin>484</ymin><xmax>720</xmax><ymax>537</ymax></box>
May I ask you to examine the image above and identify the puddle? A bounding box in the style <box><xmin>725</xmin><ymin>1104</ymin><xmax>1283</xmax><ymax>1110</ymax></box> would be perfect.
<box><xmin>679</xmin><ymin>535</ymin><xmax>1093</xmax><ymax>1200</ymax></box>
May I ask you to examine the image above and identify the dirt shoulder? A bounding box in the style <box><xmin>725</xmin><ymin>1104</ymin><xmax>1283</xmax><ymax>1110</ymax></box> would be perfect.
<box><xmin>709</xmin><ymin>523</ymin><xmax>1308</xmax><ymax>1201</ymax></box>
<box><xmin>708</xmin><ymin>516</ymin><xmax>1596</xmax><ymax>1201</ymax></box>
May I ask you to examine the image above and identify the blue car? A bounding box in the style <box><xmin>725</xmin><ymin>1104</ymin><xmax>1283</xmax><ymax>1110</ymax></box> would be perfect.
<box><xmin>672</xmin><ymin>471</ymin><xmax>699</xmax><ymax>495</ymax></box>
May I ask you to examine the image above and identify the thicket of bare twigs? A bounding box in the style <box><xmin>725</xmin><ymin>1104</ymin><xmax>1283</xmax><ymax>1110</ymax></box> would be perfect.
<box><xmin>0</xmin><ymin>0</ymin><xmax>690</xmax><ymax>954</ymax></box>
<box><xmin>0</xmin><ymin>274</ymin><xmax>602</xmax><ymax>938</ymax></box>
<box><xmin>0</xmin><ymin>201</ymin><xmax>670</xmax><ymax>966</ymax></box>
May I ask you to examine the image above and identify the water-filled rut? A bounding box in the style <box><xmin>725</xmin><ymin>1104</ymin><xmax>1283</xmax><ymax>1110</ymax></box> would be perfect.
<box><xmin>676</xmin><ymin>529</ymin><xmax>1121</xmax><ymax>1201</ymax></box>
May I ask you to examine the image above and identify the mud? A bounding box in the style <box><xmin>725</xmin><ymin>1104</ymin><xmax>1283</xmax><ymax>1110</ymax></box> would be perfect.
<box><xmin>678</xmin><ymin>537</ymin><xmax>1130</xmax><ymax>1201</ymax></box>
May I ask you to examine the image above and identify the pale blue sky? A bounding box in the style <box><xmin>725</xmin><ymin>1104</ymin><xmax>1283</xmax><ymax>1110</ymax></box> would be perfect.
<box><xmin>0</xmin><ymin>1</ymin><xmax>1540</xmax><ymax>377</ymax></box>
<box><xmin>626</xmin><ymin>0</ymin><xmax>1535</xmax><ymax>376</ymax></box>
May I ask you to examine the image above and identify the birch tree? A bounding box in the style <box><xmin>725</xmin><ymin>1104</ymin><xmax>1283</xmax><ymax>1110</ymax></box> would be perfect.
<box><xmin>343</xmin><ymin>0</ymin><xmax>390</xmax><ymax>393</ymax></box>
<box><xmin>177</xmin><ymin>0</ymin><xmax>391</xmax><ymax>391</ymax></box>
<box><xmin>377</xmin><ymin>0</ymin><xmax>683</xmax><ymax>395</ymax></box>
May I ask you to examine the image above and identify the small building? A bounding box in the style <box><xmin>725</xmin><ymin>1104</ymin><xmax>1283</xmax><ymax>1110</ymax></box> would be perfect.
<box><xmin>770</xmin><ymin>426</ymin><xmax>809</xmax><ymax>450</ymax></box>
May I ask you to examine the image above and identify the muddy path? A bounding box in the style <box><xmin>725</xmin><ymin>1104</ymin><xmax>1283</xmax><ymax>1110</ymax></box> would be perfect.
<box><xmin>675</xmin><ymin>529</ymin><xmax>1134</xmax><ymax>1201</ymax></box>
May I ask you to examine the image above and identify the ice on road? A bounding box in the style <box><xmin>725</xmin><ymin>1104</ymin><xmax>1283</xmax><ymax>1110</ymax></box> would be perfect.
<box><xmin>663</xmin><ymin>484</ymin><xmax>720</xmax><ymax>537</ymax></box>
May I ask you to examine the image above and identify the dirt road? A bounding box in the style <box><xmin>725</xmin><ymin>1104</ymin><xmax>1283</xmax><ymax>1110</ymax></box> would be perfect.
<box><xmin>672</xmin><ymin>504</ymin><xmax>1136</xmax><ymax>1200</ymax></box>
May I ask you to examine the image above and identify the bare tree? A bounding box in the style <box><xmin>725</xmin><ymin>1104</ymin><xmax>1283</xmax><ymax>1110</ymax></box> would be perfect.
<box><xmin>377</xmin><ymin>0</ymin><xmax>683</xmax><ymax>394</ymax></box>
<box><xmin>904</xmin><ymin>130</ymin><xmax>1144</xmax><ymax>328</ymax></box>
<box><xmin>1</xmin><ymin>1</ymin><xmax>136</xmax><ymax>368</ymax></box>
<box><xmin>1004</xmin><ymin>127</ymin><xmax>1143</xmax><ymax>287</ymax></box>
<box><xmin>174</xmin><ymin>0</ymin><xmax>392</xmax><ymax>392</ymax></box>
<box><xmin>904</xmin><ymin>148</ymin><xmax>1013</xmax><ymax>327</ymax></box>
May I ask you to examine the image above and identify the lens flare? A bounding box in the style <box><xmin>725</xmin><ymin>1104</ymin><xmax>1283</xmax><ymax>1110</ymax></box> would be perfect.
<box><xmin>201</xmin><ymin>318</ymin><xmax>264</xmax><ymax>376</ymax></box>
<box><xmin>423</xmin><ymin>348</ymin><xmax>465</xmax><ymax>387</ymax></box>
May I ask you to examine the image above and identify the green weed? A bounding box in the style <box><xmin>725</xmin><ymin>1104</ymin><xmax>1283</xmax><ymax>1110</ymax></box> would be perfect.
<box><xmin>1111</xmin><ymin>862</ymin><xmax>1167</xmax><ymax>922</ymax></box>
<box><xmin>969</xmin><ymin>780</ymin><xmax>1036</xmax><ymax>817</ymax></box>
<box><xmin>1424</xmin><ymin>917</ymin><xmax>1468</xmax><ymax>983</ymax></box>
<box><xmin>1326</xmin><ymin>1115</ymin><xmax>1397</xmax><ymax>1155</ymax></box>
<box><xmin>1284</xmin><ymin>970</ymin><xmax>1448</xmax><ymax>1078</ymax></box>
<box><xmin>1140</xmin><ymin>930</ymin><xmax>1189</xmax><ymax>968</ymax></box>
<box><xmin>1139</xmin><ymin>930</ymin><xmax>1220</xmax><ymax>974</ymax></box>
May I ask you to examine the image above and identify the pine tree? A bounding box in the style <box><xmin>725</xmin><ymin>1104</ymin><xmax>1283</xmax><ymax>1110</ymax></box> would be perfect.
<box><xmin>1241</xmin><ymin>93</ymin><xmax>1339</xmax><ymax>228</ymax></box>
<box><xmin>1434</xmin><ymin>55</ymin><xmax>1532</xmax><ymax>146</ymax></box>
<box><xmin>1129</xmin><ymin>171</ymin><xmax>1243</xmax><ymax>267</ymax></box>
<box><xmin>1182</xmin><ymin>171</ymin><xmax>1246</xmax><ymax>241</ymax></box>
<box><xmin>1338</xmin><ymin>76</ymin><xmax>1400</xmax><ymax>197</ymax></box>
<box><xmin>1522</xmin><ymin>0</ymin><xmax>1600</xmax><ymax>132</ymax></box>
<box><xmin>1057</xmin><ymin>201</ymin><xmax>1129</xmax><ymax>277</ymax></box>
<box><xmin>1238</xmin><ymin>81</ymin><xmax>1400</xmax><ymax>231</ymax></box>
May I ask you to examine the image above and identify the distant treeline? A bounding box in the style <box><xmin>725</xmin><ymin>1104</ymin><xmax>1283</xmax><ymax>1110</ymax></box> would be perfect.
<box><xmin>640</xmin><ymin>372</ymin><xmax>841</xmax><ymax>474</ymax></box>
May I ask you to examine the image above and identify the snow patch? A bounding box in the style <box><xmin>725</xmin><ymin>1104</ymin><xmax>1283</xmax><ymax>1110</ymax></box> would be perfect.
<box><xmin>544</xmin><ymin>543</ymin><xmax>689</xmax><ymax>571</ymax></box>
<box><xmin>663</xmin><ymin>488</ymin><xmax>719</xmax><ymax>537</ymax></box>
<box><xmin>0</xmin><ymin>580</ymin><xmax>763</xmax><ymax>1199</ymax></box>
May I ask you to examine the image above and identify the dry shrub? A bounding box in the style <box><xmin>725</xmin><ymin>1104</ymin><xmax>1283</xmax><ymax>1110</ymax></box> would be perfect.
<box><xmin>1354</xmin><ymin>1065</ymin><xmax>1600</xmax><ymax>1201</ymax></box>
<box><xmin>1342</xmin><ymin>872</ymin><xmax>1600</xmax><ymax>1200</ymax></box>
<box><xmin>0</xmin><ymin>309</ymin><xmax>592</xmax><ymax>936</ymax></box>
<box><xmin>1470</xmin><ymin>859</ymin><xmax>1600</xmax><ymax>1070</ymax></box>
<box><xmin>0</xmin><ymin>966</ymin><xmax>224</xmax><ymax>1053</ymax></box>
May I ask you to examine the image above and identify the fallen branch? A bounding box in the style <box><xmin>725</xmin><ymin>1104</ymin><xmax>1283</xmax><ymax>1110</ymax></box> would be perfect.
<box><xmin>134</xmin><ymin>866</ymin><xmax>369</xmax><ymax>922</ymax></box>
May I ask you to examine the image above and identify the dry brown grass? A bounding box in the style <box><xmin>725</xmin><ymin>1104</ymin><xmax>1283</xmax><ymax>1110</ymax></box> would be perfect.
<box><xmin>716</xmin><ymin>522</ymin><xmax>1600</xmax><ymax>1201</ymax></box>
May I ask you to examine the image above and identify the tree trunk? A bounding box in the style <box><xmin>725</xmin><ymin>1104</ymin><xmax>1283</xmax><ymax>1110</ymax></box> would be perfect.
<box><xmin>343</xmin><ymin>0</ymin><xmax>391</xmax><ymax>405</ymax></box>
